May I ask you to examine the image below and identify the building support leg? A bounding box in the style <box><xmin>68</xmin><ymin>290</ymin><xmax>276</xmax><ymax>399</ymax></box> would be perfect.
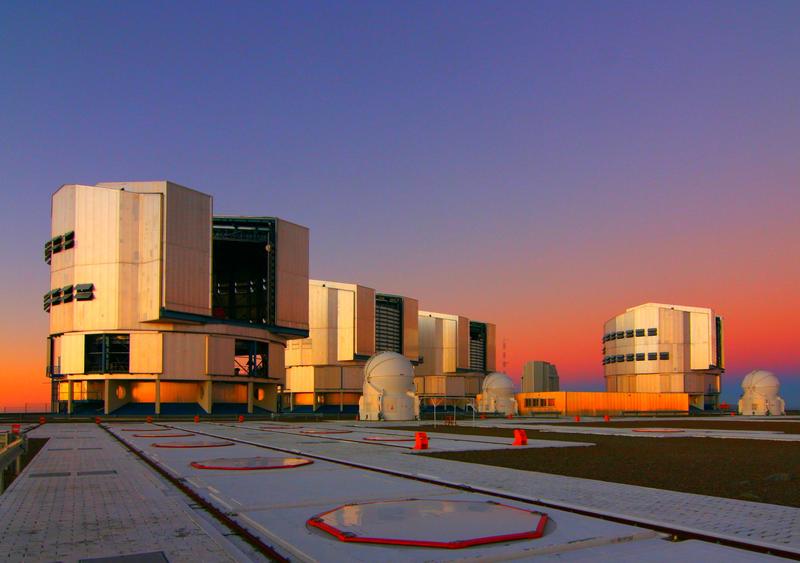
<box><xmin>103</xmin><ymin>380</ymin><xmax>111</xmax><ymax>415</ymax></box>
<box><xmin>247</xmin><ymin>381</ymin><xmax>254</xmax><ymax>414</ymax></box>
<box><xmin>67</xmin><ymin>381</ymin><xmax>74</xmax><ymax>415</ymax></box>
<box><xmin>155</xmin><ymin>380</ymin><xmax>161</xmax><ymax>415</ymax></box>
<box><xmin>200</xmin><ymin>381</ymin><xmax>213</xmax><ymax>414</ymax></box>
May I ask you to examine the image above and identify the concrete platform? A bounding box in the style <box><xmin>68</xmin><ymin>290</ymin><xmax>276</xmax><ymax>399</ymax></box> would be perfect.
<box><xmin>377</xmin><ymin>417</ymin><xmax>800</xmax><ymax>441</ymax></box>
<box><xmin>108</xmin><ymin>422</ymin><xmax>789</xmax><ymax>562</ymax></box>
<box><xmin>1</xmin><ymin>421</ymin><xmax>793</xmax><ymax>561</ymax></box>
<box><xmin>162</xmin><ymin>421</ymin><xmax>800</xmax><ymax>558</ymax></box>
<box><xmin>228</xmin><ymin>422</ymin><xmax>592</xmax><ymax>452</ymax></box>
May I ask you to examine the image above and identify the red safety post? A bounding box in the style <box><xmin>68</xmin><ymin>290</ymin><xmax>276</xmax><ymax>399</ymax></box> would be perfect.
<box><xmin>39</xmin><ymin>416</ymin><xmax>46</xmax><ymax>425</ymax></box>
<box><xmin>95</xmin><ymin>417</ymin><xmax>101</xmax><ymax>424</ymax></box>
<box><xmin>603</xmin><ymin>415</ymin><xmax>610</xmax><ymax>422</ymax></box>
<box><xmin>730</xmin><ymin>411</ymin><xmax>736</xmax><ymax>416</ymax></box>
<box><xmin>414</xmin><ymin>432</ymin><xmax>429</xmax><ymax>450</ymax></box>
<box><xmin>480</xmin><ymin>414</ymin><xmax>486</xmax><ymax>420</ymax></box>
<box><xmin>194</xmin><ymin>415</ymin><xmax>200</xmax><ymax>424</ymax></box>
<box><xmin>238</xmin><ymin>415</ymin><xmax>245</xmax><ymax>423</ymax></box>
<box><xmin>512</xmin><ymin>429</ymin><xmax>528</xmax><ymax>446</ymax></box>
<box><xmin>574</xmin><ymin>415</ymin><xmax>581</xmax><ymax>422</ymax></box>
<box><xmin>146</xmin><ymin>416</ymin><xmax>153</xmax><ymax>424</ymax></box>
<box><xmin>505</xmin><ymin>414</ymin><xmax>514</xmax><ymax>419</ymax></box>
<box><xmin>11</xmin><ymin>423</ymin><xmax>20</xmax><ymax>434</ymax></box>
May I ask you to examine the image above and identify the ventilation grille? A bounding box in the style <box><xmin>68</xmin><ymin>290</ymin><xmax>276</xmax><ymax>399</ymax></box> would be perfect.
<box><xmin>375</xmin><ymin>295</ymin><xmax>403</xmax><ymax>354</ymax></box>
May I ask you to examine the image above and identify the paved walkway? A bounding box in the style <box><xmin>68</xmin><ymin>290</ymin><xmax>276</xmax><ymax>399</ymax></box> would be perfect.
<box><xmin>180</xmin><ymin>421</ymin><xmax>800</xmax><ymax>556</ymax></box>
<box><xmin>0</xmin><ymin>424</ymin><xmax>253</xmax><ymax>562</ymax></box>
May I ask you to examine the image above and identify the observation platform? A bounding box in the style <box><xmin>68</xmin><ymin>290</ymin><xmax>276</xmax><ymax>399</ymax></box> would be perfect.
<box><xmin>0</xmin><ymin>420</ymin><xmax>795</xmax><ymax>561</ymax></box>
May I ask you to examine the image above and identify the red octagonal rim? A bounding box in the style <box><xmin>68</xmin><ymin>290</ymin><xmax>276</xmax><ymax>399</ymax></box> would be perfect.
<box><xmin>362</xmin><ymin>436</ymin><xmax>415</xmax><ymax>442</ymax></box>
<box><xmin>259</xmin><ymin>425</ymin><xmax>297</xmax><ymax>430</ymax></box>
<box><xmin>632</xmin><ymin>428</ymin><xmax>685</xmax><ymax>433</ymax></box>
<box><xmin>121</xmin><ymin>428</ymin><xmax>172</xmax><ymax>432</ymax></box>
<box><xmin>307</xmin><ymin>499</ymin><xmax>548</xmax><ymax>549</ymax></box>
<box><xmin>134</xmin><ymin>433</ymin><xmax>195</xmax><ymax>438</ymax></box>
<box><xmin>152</xmin><ymin>441</ymin><xmax>234</xmax><ymax>448</ymax></box>
<box><xmin>190</xmin><ymin>456</ymin><xmax>314</xmax><ymax>470</ymax></box>
<box><xmin>300</xmin><ymin>429</ymin><xmax>352</xmax><ymax>435</ymax></box>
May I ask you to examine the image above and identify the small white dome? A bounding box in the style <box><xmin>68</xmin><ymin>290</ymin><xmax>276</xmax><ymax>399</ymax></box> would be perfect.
<box><xmin>742</xmin><ymin>370</ymin><xmax>780</xmax><ymax>398</ymax></box>
<box><xmin>482</xmin><ymin>372</ymin><xmax>516</xmax><ymax>392</ymax></box>
<box><xmin>361</xmin><ymin>352</ymin><xmax>418</xmax><ymax>421</ymax></box>
<box><xmin>364</xmin><ymin>351</ymin><xmax>414</xmax><ymax>393</ymax></box>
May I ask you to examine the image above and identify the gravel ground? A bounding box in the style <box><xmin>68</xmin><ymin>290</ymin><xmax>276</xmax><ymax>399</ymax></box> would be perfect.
<box><xmin>549</xmin><ymin>420</ymin><xmax>800</xmax><ymax>433</ymax></box>
<box><xmin>394</xmin><ymin>425</ymin><xmax>800</xmax><ymax>508</ymax></box>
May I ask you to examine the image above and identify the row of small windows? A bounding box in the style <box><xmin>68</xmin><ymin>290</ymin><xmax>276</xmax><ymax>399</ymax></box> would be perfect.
<box><xmin>602</xmin><ymin>328</ymin><xmax>657</xmax><ymax>342</ymax></box>
<box><xmin>524</xmin><ymin>398</ymin><xmax>556</xmax><ymax>408</ymax></box>
<box><xmin>603</xmin><ymin>351</ymin><xmax>669</xmax><ymax>364</ymax></box>
<box><xmin>44</xmin><ymin>231</ymin><xmax>75</xmax><ymax>264</ymax></box>
<box><xmin>43</xmin><ymin>283</ymin><xmax>95</xmax><ymax>312</ymax></box>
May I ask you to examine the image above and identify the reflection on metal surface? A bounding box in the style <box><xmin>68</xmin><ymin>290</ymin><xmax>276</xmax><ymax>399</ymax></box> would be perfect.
<box><xmin>151</xmin><ymin>441</ymin><xmax>234</xmax><ymax>448</ymax></box>
<box><xmin>190</xmin><ymin>456</ymin><xmax>313</xmax><ymax>470</ymax></box>
<box><xmin>133</xmin><ymin>433</ymin><xmax>195</xmax><ymax>438</ymax></box>
<box><xmin>308</xmin><ymin>499</ymin><xmax>548</xmax><ymax>548</ymax></box>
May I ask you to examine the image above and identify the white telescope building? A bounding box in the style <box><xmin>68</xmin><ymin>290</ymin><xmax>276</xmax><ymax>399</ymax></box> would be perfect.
<box><xmin>284</xmin><ymin>280</ymin><xmax>419</xmax><ymax>413</ymax></box>
<box><xmin>738</xmin><ymin>370</ymin><xmax>786</xmax><ymax>416</ymax></box>
<box><xmin>603</xmin><ymin>303</ymin><xmax>724</xmax><ymax>411</ymax></box>
<box><xmin>414</xmin><ymin>311</ymin><xmax>496</xmax><ymax>410</ymax></box>
<box><xmin>477</xmin><ymin>372</ymin><xmax>518</xmax><ymax>415</ymax></box>
<box><xmin>44</xmin><ymin>181</ymin><xmax>309</xmax><ymax>415</ymax></box>
<box><xmin>359</xmin><ymin>352</ymin><xmax>419</xmax><ymax>421</ymax></box>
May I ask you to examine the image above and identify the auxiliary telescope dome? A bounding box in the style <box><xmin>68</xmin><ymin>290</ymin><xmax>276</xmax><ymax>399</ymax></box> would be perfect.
<box><xmin>738</xmin><ymin>369</ymin><xmax>785</xmax><ymax>416</ymax></box>
<box><xmin>482</xmin><ymin>372</ymin><xmax>516</xmax><ymax>392</ymax></box>
<box><xmin>741</xmin><ymin>370</ymin><xmax>780</xmax><ymax>398</ymax></box>
<box><xmin>359</xmin><ymin>352</ymin><xmax>419</xmax><ymax>421</ymax></box>
<box><xmin>477</xmin><ymin>372</ymin><xmax>518</xmax><ymax>416</ymax></box>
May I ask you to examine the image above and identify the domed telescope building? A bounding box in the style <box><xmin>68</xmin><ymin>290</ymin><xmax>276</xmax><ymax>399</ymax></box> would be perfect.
<box><xmin>359</xmin><ymin>351</ymin><xmax>420</xmax><ymax>421</ymax></box>
<box><xmin>738</xmin><ymin>370</ymin><xmax>786</xmax><ymax>416</ymax></box>
<box><xmin>477</xmin><ymin>372</ymin><xmax>518</xmax><ymax>415</ymax></box>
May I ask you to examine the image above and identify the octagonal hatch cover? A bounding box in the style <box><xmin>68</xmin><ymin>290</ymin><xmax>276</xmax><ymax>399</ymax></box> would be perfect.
<box><xmin>362</xmin><ymin>436</ymin><xmax>415</xmax><ymax>442</ymax></box>
<box><xmin>307</xmin><ymin>499</ymin><xmax>548</xmax><ymax>548</ymax></box>
<box><xmin>299</xmin><ymin>429</ymin><xmax>352</xmax><ymax>435</ymax></box>
<box><xmin>190</xmin><ymin>456</ymin><xmax>313</xmax><ymax>470</ymax></box>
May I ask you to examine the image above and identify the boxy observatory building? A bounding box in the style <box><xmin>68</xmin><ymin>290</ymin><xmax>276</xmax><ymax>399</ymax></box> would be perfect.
<box><xmin>518</xmin><ymin>303</ymin><xmax>726</xmax><ymax>416</ymax></box>
<box><xmin>602</xmin><ymin>303</ymin><xmax>724</xmax><ymax>410</ymax></box>
<box><xmin>44</xmin><ymin>181</ymin><xmax>309</xmax><ymax>415</ymax></box>
<box><xmin>284</xmin><ymin>280</ymin><xmax>419</xmax><ymax>413</ymax></box>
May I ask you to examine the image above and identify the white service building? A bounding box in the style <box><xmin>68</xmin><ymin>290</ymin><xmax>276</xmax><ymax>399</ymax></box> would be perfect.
<box><xmin>603</xmin><ymin>303</ymin><xmax>724</xmax><ymax>411</ymax></box>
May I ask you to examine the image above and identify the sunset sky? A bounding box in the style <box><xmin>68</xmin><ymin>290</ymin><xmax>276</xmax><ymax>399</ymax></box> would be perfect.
<box><xmin>1</xmin><ymin>1</ymin><xmax>798</xmax><ymax>409</ymax></box>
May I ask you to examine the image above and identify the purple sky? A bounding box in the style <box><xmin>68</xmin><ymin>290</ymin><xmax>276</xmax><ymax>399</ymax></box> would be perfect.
<box><xmin>1</xmin><ymin>1</ymin><xmax>798</xmax><ymax>408</ymax></box>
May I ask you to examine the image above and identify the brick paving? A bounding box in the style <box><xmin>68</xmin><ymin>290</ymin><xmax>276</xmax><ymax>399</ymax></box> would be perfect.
<box><xmin>0</xmin><ymin>424</ymin><xmax>245</xmax><ymax>562</ymax></box>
